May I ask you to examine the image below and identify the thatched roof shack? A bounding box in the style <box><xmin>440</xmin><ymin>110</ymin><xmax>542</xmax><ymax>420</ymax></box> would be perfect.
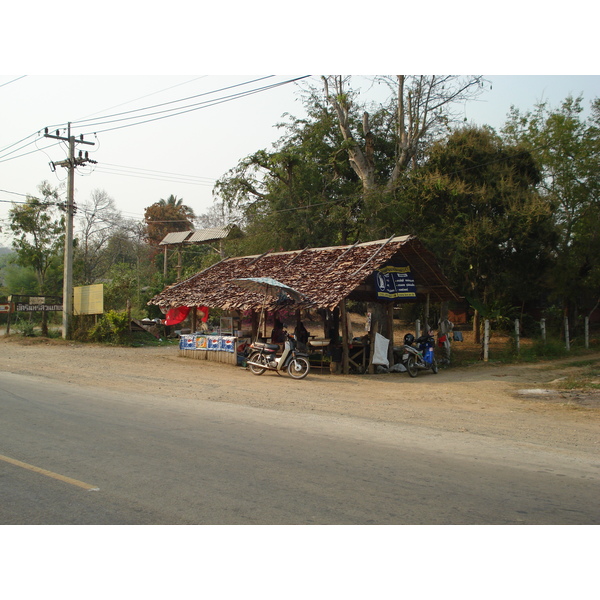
<box><xmin>149</xmin><ymin>235</ymin><xmax>460</xmax><ymax>374</ymax></box>
<box><xmin>149</xmin><ymin>235</ymin><xmax>460</xmax><ymax>313</ymax></box>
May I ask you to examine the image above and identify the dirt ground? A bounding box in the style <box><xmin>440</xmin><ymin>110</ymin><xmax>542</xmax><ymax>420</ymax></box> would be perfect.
<box><xmin>1</xmin><ymin>332</ymin><xmax>599</xmax><ymax>461</ymax></box>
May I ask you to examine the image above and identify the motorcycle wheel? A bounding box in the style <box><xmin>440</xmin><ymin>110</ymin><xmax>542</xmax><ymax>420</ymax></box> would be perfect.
<box><xmin>248</xmin><ymin>352</ymin><xmax>267</xmax><ymax>375</ymax></box>
<box><xmin>431</xmin><ymin>358</ymin><xmax>439</xmax><ymax>374</ymax></box>
<box><xmin>287</xmin><ymin>356</ymin><xmax>310</xmax><ymax>380</ymax></box>
<box><xmin>406</xmin><ymin>355</ymin><xmax>419</xmax><ymax>378</ymax></box>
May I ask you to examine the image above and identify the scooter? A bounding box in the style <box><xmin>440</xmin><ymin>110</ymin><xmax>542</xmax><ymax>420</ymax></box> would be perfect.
<box><xmin>246</xmin><ymin>332</ymin><xmax>311</xmax><ymax>379</ymax></box>
<box><xmin>402</xmin><ymin>332</ymin><xmax>439</xmax><ymax>377</ymax></box>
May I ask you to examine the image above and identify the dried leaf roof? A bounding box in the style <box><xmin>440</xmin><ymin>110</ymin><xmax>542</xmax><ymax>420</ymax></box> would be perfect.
<box><xmin>149</xmin><ymin>235</ymin><xmax>461</xmax><ymax>311</ymax></box>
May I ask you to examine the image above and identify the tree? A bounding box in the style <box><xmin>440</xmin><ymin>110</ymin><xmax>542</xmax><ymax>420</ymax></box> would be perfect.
<box><xmin>322</xmin><ymin>75</ymin><xmax>489</xmax><ymax>195</ymax></box>
<box><xmin>8</xmin><ymin>181</ymin><xmax>64</xmax><ymax>335</ymax></box>
<box><xmin>215</xmin><ymin>97</ymin><xmax>365</xmax><ymax>251</ymax></box>
<box><xmin>144</xmin><ymin>194</ymin><xmax>195</xmax><ymax>246</ymax></box>
<box><xmin>75</xmin><ymin>189</ymin><xmax>122</xmax><ymax>284</ymax></box>
<box><xmin>386</xmin><ymin>126</ymin><xmax>555</xmax><ymax>311</ymax></box>
<box><xmin>502</xmin><ymin>95</ymin><xmax>600</xmax><ymax>324</ymax></box>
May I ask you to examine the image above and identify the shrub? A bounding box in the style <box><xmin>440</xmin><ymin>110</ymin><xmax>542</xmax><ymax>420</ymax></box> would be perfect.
<box><xmin>15</xmin><ymin>318</ymin><xmax>36</xmax><ymax>337</ymax></box>
<box><xmin>88</xmin><ymin>310</ymin><xmax>130</xmax><ymax>345</ymax></box>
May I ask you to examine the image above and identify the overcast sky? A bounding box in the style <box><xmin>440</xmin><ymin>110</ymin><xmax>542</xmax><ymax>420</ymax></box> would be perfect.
<box><xmin>1</xmin><ymin>2</ymin><xmax>598</xmax><ymax>249</ymax></box>
<box><xmin>2</xmin><ymin>73</ymin><xmax>599</xmax><ymax>248</ymax></box>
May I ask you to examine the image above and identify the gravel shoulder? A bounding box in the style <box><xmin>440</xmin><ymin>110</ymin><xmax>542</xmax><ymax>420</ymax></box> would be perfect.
<box><xmin>1</xmin><ymin>336</ymin><xmax>599</xmax><ymax>458</ymax></box>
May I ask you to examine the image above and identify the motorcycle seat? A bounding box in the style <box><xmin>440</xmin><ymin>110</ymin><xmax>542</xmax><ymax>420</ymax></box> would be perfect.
<box><xmin>252</xmin><ymin>342</ymin><xmax>280</xmax><ymax>352</ymax></box>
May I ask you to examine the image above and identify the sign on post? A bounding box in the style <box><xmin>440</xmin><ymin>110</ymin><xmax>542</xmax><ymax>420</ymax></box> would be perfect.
<box><xmin>9</xmin><ymin>295</ymin><xmax>63</xmax><ymax>312</ymax></box>
<box><xmin>374</xmin><ymin>265</ymin><xmax>417</xmax><ymax>300</ymax></box>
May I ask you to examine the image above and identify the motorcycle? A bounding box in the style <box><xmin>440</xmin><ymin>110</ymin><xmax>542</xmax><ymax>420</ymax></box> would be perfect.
<box><xmin>402</xmin><ymin>332</ymin><xmax>439</xmax><ymax>377</ymax></box>
<box><xmin>246</xmin><ymin>332</ymin><xmax>311</xmax><ymax>379</ymax></box>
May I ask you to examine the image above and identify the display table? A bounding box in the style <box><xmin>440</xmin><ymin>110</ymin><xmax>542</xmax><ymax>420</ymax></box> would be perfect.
<box><xmin>178</xmin><ymin>334</ymin><xmax>243</xmax><ymax>365</ymax></box>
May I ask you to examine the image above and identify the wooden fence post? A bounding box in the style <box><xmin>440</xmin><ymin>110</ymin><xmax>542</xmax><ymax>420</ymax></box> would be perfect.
<box><xmin>564</xmin><ymin>317</ymin><xmax>570</xmax><ymax>351</ymax></box>
<box><xmin>540</xmin><ymin>318</ymin><xmax>546</xmax><ymax>343</ymax></box>
<box><xmin>514</xmin><ymin>318</ymin><xmax>520</xmax><ymax>354</ymax></box>
<box><xmin>585</xmin><ymin>316</ymin><xmax>589</xmax><ymax>349</ymax></box>
<box><xmin>483</xmin><ymin>319</ymin><xmax>490</xmax><ymax>362</ymax></box>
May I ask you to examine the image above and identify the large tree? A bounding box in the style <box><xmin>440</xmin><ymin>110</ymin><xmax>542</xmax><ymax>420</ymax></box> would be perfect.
<box><xmin>322</xmin><ymin>75</ymin><xmax>489</xmax><ymax>194</ymax></box>
<box><xmin>215</xmin><ymin>99</ymin><xmax>365</xmax><ymax>251</ymax></box>
<box><xmin>502</xmin><ymin>95</ymin><xmax>600</xmax><ymax>322</ymax></box>
<box><xmin>385</xmin><ymin>126</ymin><xmax>555</xmax><ymax>311</ymax></box>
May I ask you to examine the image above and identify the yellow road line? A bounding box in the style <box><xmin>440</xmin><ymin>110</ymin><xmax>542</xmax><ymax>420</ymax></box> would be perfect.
<box><xmin>0</xmin><ymin>454</ymin><xmax>99</xmax><ymax>491</ymax></box>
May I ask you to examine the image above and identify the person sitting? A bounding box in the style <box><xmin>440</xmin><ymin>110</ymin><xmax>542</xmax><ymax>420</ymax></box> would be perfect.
<box><xmin>271</xmin><ymin>319</ymin><xmax>285</xmax><ymax>345</ymax></box>
<box><xmin>294</xmin><ymin>320</ymin><xmax>309</xmax><ymax>351</ymax></box>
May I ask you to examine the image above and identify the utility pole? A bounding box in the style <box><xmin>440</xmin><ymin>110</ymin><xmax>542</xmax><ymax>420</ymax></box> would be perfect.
<box><xmin>44</xmin><ymin>123</ymin><xmax>96</xmax><ymax>339</ymax></box>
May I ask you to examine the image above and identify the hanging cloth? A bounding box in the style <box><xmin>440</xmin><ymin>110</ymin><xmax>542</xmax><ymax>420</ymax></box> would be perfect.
<box><xmin>164</xmin><ymin>306</ymin><xmax>190</xmax><ymax>326</ymax></box>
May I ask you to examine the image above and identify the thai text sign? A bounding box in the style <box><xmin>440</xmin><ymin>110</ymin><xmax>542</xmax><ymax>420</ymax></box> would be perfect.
<box><xmin>9</xmin><ymin>295</ymin><xmax>63</xmax><ymax>312</ymax></box>
<box><xmin>374</xmin><ymin>265</ymin><xmax>416</xmax><ymax>300</ymax></box>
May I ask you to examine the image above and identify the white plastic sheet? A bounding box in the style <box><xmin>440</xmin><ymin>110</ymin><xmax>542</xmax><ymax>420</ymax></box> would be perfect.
<box><xmin>372</xmin><ymin>332</ymin><xmax>390</xmax><ymax>367</ymax></box>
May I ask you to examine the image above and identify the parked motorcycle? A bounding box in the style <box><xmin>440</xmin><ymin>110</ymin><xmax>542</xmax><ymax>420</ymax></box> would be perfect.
<box><xmin>246</xmin><ymin>332</ymin><xmax>311</xmax><ymax>379</ymax></box>
<box><xmin>402</xmin><ymin>332</ymin><xmax>439</xmax><ymax>377</ymax></box>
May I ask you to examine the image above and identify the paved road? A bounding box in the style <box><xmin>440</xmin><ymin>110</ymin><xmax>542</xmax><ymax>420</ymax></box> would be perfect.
<box><xmin>1</xmin><ymin>371</ymin><xmax>599</xmax><ymax>525</ymax></box>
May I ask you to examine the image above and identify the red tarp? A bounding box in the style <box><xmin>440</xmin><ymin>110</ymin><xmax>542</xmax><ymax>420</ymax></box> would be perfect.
<box><xmin>163</xmin><ymin>305</ymin><xmax>209</xmax><ymax>326</ymax></box>
<box><xmin>164</xmin><ymin>306</ymin><xmax>190</xmax><ymax>326</ymax></box>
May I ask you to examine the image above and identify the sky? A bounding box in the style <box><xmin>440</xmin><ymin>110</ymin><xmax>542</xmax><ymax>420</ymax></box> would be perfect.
<box><xmin>1</xmin><ymin>73</ymin><xmax>599</xmax><ymax>249</ymax></box>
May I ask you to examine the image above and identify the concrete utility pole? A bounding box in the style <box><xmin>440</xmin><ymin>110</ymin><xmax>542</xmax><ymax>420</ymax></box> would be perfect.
<box><xmin>44</xmin><ymin>124</ymin><xmax>96</xmax><ymax>339</ymax></box>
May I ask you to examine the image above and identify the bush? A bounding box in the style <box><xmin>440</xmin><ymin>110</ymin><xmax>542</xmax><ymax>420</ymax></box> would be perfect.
<box><xmin>88</xmin><ymin>310</ymin><xmax>131</xmax><ymax>345</ymax></box>
<box><xmin>15</xmin><ymin>318</ymin><xmax>36</xmax><ymax>337</ymax></box>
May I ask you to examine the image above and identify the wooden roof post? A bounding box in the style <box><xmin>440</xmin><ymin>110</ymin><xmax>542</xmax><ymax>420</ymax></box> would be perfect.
<box><xmin>386</xmin><ymin>301</ymin><xmax>395</xmax><ymax>367</ymax></box>
<box><xmin>340</xmin><ymin>299</ymin><xmax>350</xmax><ymax>375</ymax></box>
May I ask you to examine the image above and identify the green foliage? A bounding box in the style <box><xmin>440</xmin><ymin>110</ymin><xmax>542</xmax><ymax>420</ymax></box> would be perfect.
<box><xmin>502</xmin><ymin>96</ymin><xmax>600</xmax><ymax>320</ymax></box>
<box><xmin>88</xmin><ymin>310</ymin><xmax>130</xmax><ymax>344</ymax></box>
<box><xmin>388</xmin><ymin>126</ymin><xmax>555</xmax><ymax>310</ymax></box>
<box><xmin>14</xmin><ymin>317</ymin><xmax>36</xmax><ymax>337</ymax></box>
<box><xmin>8</xmin><ymin>182</ymin><xmax>64</xmax><ymax>296</ymax></box>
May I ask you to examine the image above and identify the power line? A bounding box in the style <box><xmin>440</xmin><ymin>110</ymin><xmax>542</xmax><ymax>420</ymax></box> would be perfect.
<box><xmin>74</xmin><ymin>76</ymin><xmax>311</xmax><ymax>136</ymax></box>
<box><xmin>0</xmin><ymin>76</ymin><xmax>309</xmax><ymax>165</ymax></box>
<box><xmin>0</xmin><ymin>75</ymin><xmax>27</xmax><ymax>89</ymax></box>
<box><xmin>74</xmin><ymin>76</ymin><xmax>209</xmax><ymax>121</ymax></box>
<box><xmin>102</xmin><ymin>162</ymin><xmax>216</xmax><ymax>183</ymax></box>
<box><xmin>63</xmin><ymin>75</ymin><xmax>275</xmax><ymax>128</ymax></box>
<box><xmin>92</xmin><ymin>167</ymin><xmax>216</xmax><ymax>187</ymax></box>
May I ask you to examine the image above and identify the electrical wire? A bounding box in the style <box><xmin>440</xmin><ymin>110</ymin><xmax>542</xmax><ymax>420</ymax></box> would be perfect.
<box><xmin>74</xmin><ymin>77</ymin><xmax>311</xmax><ymax>136</ymax></box>
<box><xmin>0</xmin><ymin>140</ymin><xmax>63</xmax><ymax>164</ymax></box>
<box><xmin>0</xmin><ymin>76</ymin><xmax>309</xmax><ymax>165</ymax></box>
<box><xmin>0</xmin><ymin>75</ymin><xmax>27</xmax><ymax>89</ymax></box>
<box><xmin>100</xmin><ymin>162</ymin><xmax>216</xmax><ymax>183</ymax></box>
<box><xmin>74</xmin><ymin>75</ymin><xmax>209</xmax><ymax>121</ymax></box>
<box><xmin>0</xmin><ymin>132</ymin><xmax>42</xmax><ymax>159</ymax></box>
<box><xmin>60</xmin><ymin>75</ymin><xmax>276</xmax><ymax>128</ymax></box>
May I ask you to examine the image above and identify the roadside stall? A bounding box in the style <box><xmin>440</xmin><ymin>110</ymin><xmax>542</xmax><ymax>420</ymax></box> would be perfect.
<box><xmin>148</xmin><ymin>235</ymin><xmax>461</xmax><ymax>374</ymax></box>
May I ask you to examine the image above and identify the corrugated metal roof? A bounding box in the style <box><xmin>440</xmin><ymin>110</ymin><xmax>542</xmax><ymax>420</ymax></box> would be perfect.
<box><xmin>159</xmin><ymin>231</ymin><xmax>193</xmax><ymax>245</ymax></box>
<box><xmin>187</xmin><ymin>227</ymin><xmax>231</xmax><ymax>243</ymax></box>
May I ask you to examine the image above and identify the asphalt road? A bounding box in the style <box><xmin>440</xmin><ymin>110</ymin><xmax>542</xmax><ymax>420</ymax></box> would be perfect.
<box><xmin>1</xmin><ymin>371</ymin><xmax>599</xmax><ymax>525</ymax></box>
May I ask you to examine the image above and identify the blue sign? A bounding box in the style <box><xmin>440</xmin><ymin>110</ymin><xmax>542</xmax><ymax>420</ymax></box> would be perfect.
<box><xmin>375</xmin><ymin>265</ymin><xmax>416</xmax><ymax>300</ymax></box>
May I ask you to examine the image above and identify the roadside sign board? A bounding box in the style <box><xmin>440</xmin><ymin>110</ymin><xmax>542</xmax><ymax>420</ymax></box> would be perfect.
<box><xmin>0</xmin><ymin>303</ymin><xmax>11</xmax><ymax>313</ymax></box>
<box><xmin>8</xmin><ymin>295</ymin><xmax>63</xmax><ymax>312</ymax></box>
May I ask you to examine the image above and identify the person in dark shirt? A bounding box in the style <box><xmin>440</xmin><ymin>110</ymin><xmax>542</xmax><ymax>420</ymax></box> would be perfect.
<box><xmin>271</xmin><ymin>318</ymin><xmax>285</xmax><ymax>344</ymax></box>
